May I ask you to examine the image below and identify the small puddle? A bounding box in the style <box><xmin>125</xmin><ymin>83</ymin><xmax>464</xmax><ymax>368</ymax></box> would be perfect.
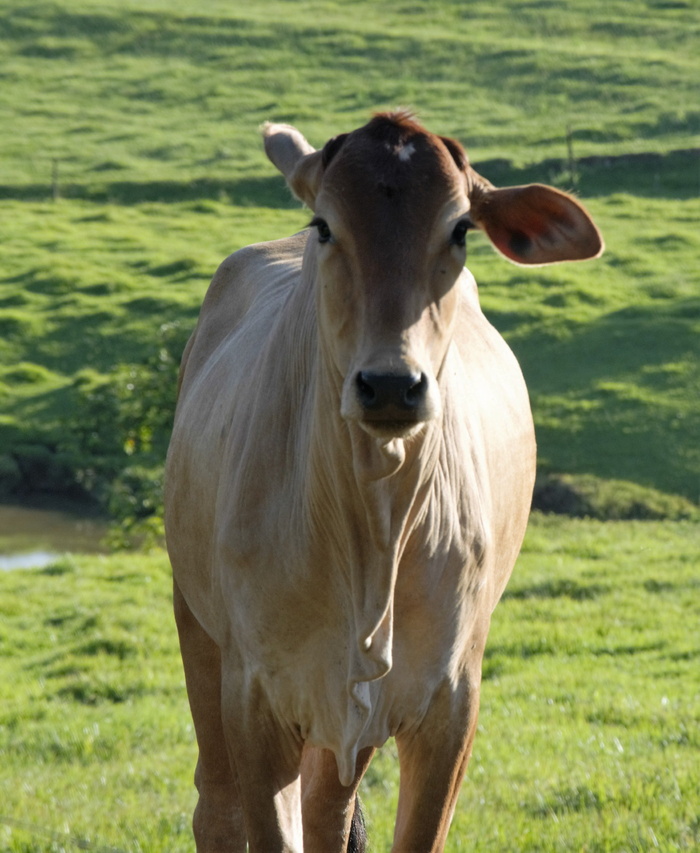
<box><xmin>0</xmin><ymin>551</ymin><xmax>62</xmax><ymax>571</ymax></box>
<box><xmin>0</xmin><ymin>502</ymin><xmax>109</xmax><ymax>570</ymax></box>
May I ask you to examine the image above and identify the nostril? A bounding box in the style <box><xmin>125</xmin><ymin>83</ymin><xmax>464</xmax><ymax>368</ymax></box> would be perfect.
<box><xmin>404</xmin><ymin>373</ymin><xmax>427</xmax><ymax>407</ymax></box>
<box><xmin>356</xmin><ymin>372</ymin><xmax>377</xmax><ymax>407</ymax></box>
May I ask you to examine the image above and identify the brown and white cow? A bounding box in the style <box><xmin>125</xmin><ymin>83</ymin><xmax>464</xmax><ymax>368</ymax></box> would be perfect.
<box><xmin>165</xmin><ymin>111</ymin><xmax>603</xmax><ymax>852</ymax></box>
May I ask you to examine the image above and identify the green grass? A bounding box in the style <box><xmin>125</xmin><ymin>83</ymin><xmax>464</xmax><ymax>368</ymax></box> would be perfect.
<box><xmin>468</xmin><ymin>192</ymin><xmax>700</xmax><ymax>505</ymax></box>
<box><xmin>1</xmin><ymin>0</ymin><xmax>697</xmax><ymax>194</ymax></box>
<box><xmin>0</xmin><ymin>199</ymin><xmax>308</xmax><ymax>505</ymax></box>
<box><xmin>0</xmin><ymin>550</ymin><xmax>193</xmax><ymax>852</ymax></box>
<box><xmin>1</xmin><ymin>0</ymin><xmax>698</xmax><ymax>512</ymax></box>
<box><xmin>1</xmin><ymin>515</ymin><xmax>698</xmax><ymax>851</ymax></box>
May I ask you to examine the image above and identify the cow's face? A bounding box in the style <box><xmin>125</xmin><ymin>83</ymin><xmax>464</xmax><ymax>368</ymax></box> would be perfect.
<box><xmin>306</xmin><ymin>117</ymin><xmax>471</xmax><ymax>439</ymax></box>
<box><xmin>264</xmin><ymin>112</ymin><xmax>603</xmax><ymax>439</ymax></box>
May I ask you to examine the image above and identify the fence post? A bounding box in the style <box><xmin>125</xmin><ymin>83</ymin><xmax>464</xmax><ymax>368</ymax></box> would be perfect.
<box><xmin>566</xmin><ymin>125</ymin><xmax>579</xmax><ymax>191</ymax></box>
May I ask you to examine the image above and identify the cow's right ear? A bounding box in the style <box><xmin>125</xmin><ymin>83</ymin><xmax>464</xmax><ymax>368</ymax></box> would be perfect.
<box><xmin>287</xmin><ymin>151</ymin><xmax>325</xmax><ymax>210</ymax></box>
<box><xmin>263</xmin><ymin>124</ymin><xmax>349</xmax><ymax>210</ymax></box>
<box><xmin>262</xmin><ymin>122</ymin><xmax>319</xmax><ymax>208</ymax></box>
<box><xmin>262</xmin><ymin>122</ymin><xmax>326</xmax><ymax>210</ymax></box>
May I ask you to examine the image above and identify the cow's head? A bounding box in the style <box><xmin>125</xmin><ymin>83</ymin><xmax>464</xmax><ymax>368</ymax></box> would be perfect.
<box><xmin>264</xmin><ymin>112</ymin><xmax>603</xmax><ymax>439</ymax></box>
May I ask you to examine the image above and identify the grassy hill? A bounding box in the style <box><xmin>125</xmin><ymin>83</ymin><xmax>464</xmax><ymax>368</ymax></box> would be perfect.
<box><xmin>0</xmin><ymin>0</ymin><xmax>698</xmax><ymax>517</ymax></box>
<box><xmin>1</xmin><ymin>6</ymin><xmax>699</xmax><ymax>849</ymax></box>
<box><xmin>1</xmin><ymin>0</ymin><xmax>697</xmax><ymax>189</ymax></box>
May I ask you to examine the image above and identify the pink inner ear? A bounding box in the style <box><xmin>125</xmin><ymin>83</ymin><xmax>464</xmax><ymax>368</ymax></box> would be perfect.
<box><xmin>475</xmin><ymin>184</ymin><xmax>604</xmax><ymax>265</ymax></box>
<box><xmin>484</xmin><ymin>213</ymin><xmax>550</xmax><ymax>263</ymax></box>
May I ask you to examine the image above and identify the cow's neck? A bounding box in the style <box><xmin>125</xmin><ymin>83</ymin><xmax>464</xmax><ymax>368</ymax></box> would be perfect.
<box><xmin>254</xmin><ymin>258</ymin><xmax>484</xmax><ymax>778</ymax></box>
<box><xmin>301</xmin><ymin>302</ymin><xmax>444</xmax><ymax>687</ymax></box>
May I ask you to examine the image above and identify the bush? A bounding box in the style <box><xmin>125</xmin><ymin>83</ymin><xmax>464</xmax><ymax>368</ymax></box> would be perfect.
<box><xmin>8</xmin><ymin>442</ymin><xmax>81</xmax><ymax>497</ymax></box>
<box><xmin>533</xmin><ymin>473</ymin><xmax>700</xmax><ymax>521</ymax></box>
<box><xmin>62</xmin><ymin>321</ymin><xmax>189</xmax><ymax>544</ymax></box>
<box><xmin>0</xmin><ymin>453</ymin><xmax>23</xmax><ymax>495</ymax></box>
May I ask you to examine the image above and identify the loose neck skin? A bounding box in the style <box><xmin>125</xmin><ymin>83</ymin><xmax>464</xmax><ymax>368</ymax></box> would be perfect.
<box><xmin>282</xmin><ymin>235</ymin><xmax>478</xmax><ymax>684</ymax></box>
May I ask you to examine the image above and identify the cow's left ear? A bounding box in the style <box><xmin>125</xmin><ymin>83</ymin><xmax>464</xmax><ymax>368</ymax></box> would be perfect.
<box><xmin>469</xmin><ymin>176</ymin><xmax>604</xmax><ymax>265</ymax></box>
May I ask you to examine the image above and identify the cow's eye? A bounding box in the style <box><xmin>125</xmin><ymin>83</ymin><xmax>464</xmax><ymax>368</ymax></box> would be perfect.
<box><xmin>310</xmin><ymin>217</ymin><xmax>332</xmax><ymax>244</ymax></box>
<box><xmin>451</xmin><ymin>218</ymin><xmax>473</xmax><ymax>248</ymax></box>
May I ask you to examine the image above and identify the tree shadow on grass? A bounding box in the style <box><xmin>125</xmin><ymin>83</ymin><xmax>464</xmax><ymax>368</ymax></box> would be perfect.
<box><xmin>477</xmin><ymin>148</ymin><xmax>699</xmax><ymax>200</ymax></box>
<box><xmin>1</xmin><ymin>150</ymin><xmax>696</xmax><ymax>205</ymax></box>
<box><xmin>0</xmin><ymin>175</ymin><xmax>297</xmax><ymax>207</ymax></box>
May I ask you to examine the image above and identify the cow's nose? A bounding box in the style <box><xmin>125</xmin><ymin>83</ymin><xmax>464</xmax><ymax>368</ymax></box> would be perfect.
<box><xmin>356</xmin><ymin>371</ymin><xmax>428</xmax><ymax>415</ymax></box>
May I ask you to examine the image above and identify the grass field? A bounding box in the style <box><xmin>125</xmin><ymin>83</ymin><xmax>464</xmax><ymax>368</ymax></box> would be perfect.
<box><xmin>1</xmin><ymin>516</ymin><xmax>698</xmax><ymax>851</ymax></box>
<box><xmin>1</xmin><ymin>1</ymin><xmax>699</xmax><ymax>850</ymax></box>
<box><xmin>1</xmin><ymin>0</ymin><xmax>699</xmax><ymax>515</ymax></box>
<box><xmin>1</xmin><ymin>0</ymin><xmax>698</xmax><ymax>190</ymax></box>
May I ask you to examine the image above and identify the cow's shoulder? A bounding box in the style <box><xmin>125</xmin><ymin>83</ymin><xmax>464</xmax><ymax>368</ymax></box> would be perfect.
<box><xmin>179</xmin><ymin>231</ymin><xmax>307</xmax><ymax>393</ymax></box>
<box><xmin>204</xmin><ymin>230</ymin><xmax>306</xmax><ymax>319</ymax></box>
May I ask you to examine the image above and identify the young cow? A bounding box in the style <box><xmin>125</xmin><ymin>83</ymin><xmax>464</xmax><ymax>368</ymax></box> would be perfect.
<box><xmin>165</xmin><ymin>111</ymin><xmax>603</xmax><ymax>852</ymax></box>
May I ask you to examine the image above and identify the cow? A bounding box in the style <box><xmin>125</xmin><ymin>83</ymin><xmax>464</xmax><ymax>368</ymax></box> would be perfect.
<box><xmin>164</xmin><ymin>110</ymin><xmax>603</xmax><ymax>853</ymax></box>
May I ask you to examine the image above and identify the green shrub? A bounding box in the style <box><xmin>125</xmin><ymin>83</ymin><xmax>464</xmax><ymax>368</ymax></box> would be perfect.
<box><xmin>533</xmin><ymin>473</ymin><xmax>700</xmax><ymax>521</ymax></box>
<box><xmin>61</xmin><ymin>322</ymin><xmax>189</xmax><ymax>542</ymax></box>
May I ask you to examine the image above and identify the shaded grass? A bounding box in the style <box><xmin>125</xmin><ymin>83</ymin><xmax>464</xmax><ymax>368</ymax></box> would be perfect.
<box><xmin>1</xmin><ymin>516</ymin><xmax>698</xmax><ymax>850</ymax></box>
<box><xmin>0</xmin><ymin>0</ymin><xmax>698</xmax><ymax>512</ymax></box>
<box><xmin>0</xmin><ymin>200</ymin><xmax>305</xmax><ymax>413</ymax></box>
<box><xmin>1</xmin><ymin>0</ymin><xmax>698</xmax><ymax>193</ymax></box>
<box><xmin>468</xmin><ymin>192</ymin><xmax>700</xmax><ymax>504</ymax></box>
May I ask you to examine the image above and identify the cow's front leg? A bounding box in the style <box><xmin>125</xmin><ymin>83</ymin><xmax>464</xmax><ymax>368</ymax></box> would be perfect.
<box><xmin>174</xmin><ymin>581</ymin><xmax>246</xmax><ymax>853</ymax></box>
<box><xmin>392</xmin><ymin>676</ymin><xmax>481</xmax><ymax>853</ymax></box>
<box><xmin>301</xmin><ymin>744</ymin><xmax>375</xmax><ymax>853</ymax></box>
<box><xmin>221</xmin><ymin>667</ymin><xmax>305</xmax><ymax>853</ymax></box>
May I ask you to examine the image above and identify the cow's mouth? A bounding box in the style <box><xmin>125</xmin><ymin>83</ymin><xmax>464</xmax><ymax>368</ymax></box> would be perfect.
<box><xmin>358</xmin><ymin>417</ymin><xmax>425</xmax><ymax>440</ymax></box>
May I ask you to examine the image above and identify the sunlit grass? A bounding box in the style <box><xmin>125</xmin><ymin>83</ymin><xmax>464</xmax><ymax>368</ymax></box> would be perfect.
<box><xmin>1</xmin><ymin>0</ymin><xmax>697</xmax><ymax>191</ymax></box>
<box><xmin>1</xmin><ymin>517</ymin><xmax>697</xmax><ymax>851</ymax></box>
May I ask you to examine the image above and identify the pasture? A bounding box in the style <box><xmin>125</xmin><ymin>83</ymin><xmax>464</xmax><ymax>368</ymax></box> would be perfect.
<box><xmin>1</xmin><ymin>0</ymin><xmax>698</xmax><ymax>515</ymax></box>
<box><xmin>0</xmin><ymin>0</ymin><xmax>698</xmax><ymax>850</ymax></box>
<box><xmin>1</xmin><ymin>517</ymin><xmax>698</xmax><ymax>851</ymax></box>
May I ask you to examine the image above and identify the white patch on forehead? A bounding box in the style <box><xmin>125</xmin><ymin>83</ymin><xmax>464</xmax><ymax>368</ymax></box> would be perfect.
<box><xmin>385</xmin><ymin>140</ymin><xmax>417</xmax><ymax>163</ymax></box>
<box><xmin>396</xmin><ymin>141</ymin><xmax>416</xmax><ymax>162</ymax></box>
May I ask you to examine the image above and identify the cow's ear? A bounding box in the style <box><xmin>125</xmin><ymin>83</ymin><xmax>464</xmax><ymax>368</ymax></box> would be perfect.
<box><xmin>287</xmin><ymin>133</ymin><xmax>349</xmax><ymax>209</ymax></box>
<box><xmin>469</xmin><ymin>174</ymin><xmax>604</xmax><ymax>265</ymax></box>
<box><xmin>287</xmin><ymin>151</ymin><xmax>325</xmax><ymax>210</ymax></box>
<box><xmin>262</xmin><ymin>122</ymin><xmax>321</xmax><ymax>209</ymax></box>
<box><xmin>262</xmin><ymin>124</ymin><xmax>349</xmax><ymax>210</ymax></box>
